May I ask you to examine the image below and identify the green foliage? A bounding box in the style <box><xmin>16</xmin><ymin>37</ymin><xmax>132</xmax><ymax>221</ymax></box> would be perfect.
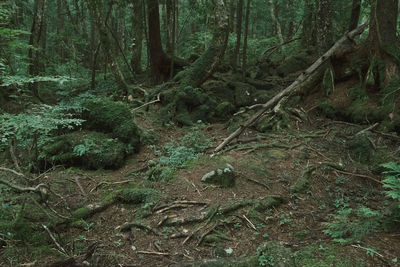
<box><xmin>381</xmin><ymin>162</ymin><xmax>400</xmax><ymax>208</ymax></box>
<box><xmin>41</xmin><ymin>131</ymin><xmax>127</xmax><ymax>170</ymax></box>
<box><xmin>323</xmin><ymin>206</ymin><xmax>382</xmax><ymax>243</ymax></box>
<box><xmin>146</xmin><ymin>123</ymin><xmax>211</xmax><ymax>181</ymax></box>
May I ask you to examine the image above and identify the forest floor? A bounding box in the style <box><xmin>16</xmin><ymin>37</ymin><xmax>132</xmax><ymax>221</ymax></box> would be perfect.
<box><xmin>27</xmin><ymin>105</ymin><xmax>400</xmax><ymax>267</ymax></box>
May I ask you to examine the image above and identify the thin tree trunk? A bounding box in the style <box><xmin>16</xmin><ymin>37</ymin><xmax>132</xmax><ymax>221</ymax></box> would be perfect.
<box><xmin>242</xmin><ymin>0</ymin><xmax>251</xmax><ymax>79</ymax></box>
<box><xmin>269</xmin><ymin>0</ymin><xmax>283</xmax><ymax>44</ymax></box>
<box><xmin>348</xmin><ymin>0</ymin><xmax>361</xmax><ymax>31</ymax></box>
<box><xmin>86</xmin><ymin>0</ymin><xmax>129</xmax><ymax>93</ymax></box>
<box><xmin>233</xmin><ymin>0</ymin><xmax>243</xmax><ymax>70</ymax></box>
<box><xmin>301</xmin><ymin>0</ymin><xmax>315</xmax><ymax>47</ymax></box>
<box><xmin>131</xmin><ymin>0</ymin><xmax>144</xmax><ymax>74</ymax></box>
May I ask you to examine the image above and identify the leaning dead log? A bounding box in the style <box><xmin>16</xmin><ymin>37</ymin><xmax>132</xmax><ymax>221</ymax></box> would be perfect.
<box><xmin>214</xmin><ymin>24</ymin><xmax>368</xmax><ymax>154</ymax></box>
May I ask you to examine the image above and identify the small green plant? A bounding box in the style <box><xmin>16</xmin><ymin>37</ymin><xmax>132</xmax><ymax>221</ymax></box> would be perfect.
<box><xmin>257</xmin><ymin>246</ymin><xmax>275</xmax><ymax>266</ymax></box>
<box><xmin>323</xmin><ymin>206</ymin><xmax>381</xmax><ymax>243</ymax></box>
<box><xmin>381</xmin><ymin>162</ymin><xmax>400</xmax><ymax>208</ymax></box>
<box><xmin>279</xmin><ymin>213</ymin><xmax>292</xmax><ymax>226</ymax></box>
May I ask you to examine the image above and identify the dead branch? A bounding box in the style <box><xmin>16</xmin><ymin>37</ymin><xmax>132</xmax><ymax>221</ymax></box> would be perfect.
<box><xmin>74</xmin><ymin>176</ymin><xmax>87</xmax><ymax>197</ymax></box>
<box><xmin>137</xmin><ymin>251</ymin><xmax>170</xmax><ymax>256</ymax></box>
<box><xmin>0</xmin><ymin>178</ymin><xmax>49</xmax><ymax>197</ymax></box>
<box><xmin>214</xmin><ymin>24</ymin><xmax>368</xmax><ymax>154</ymax></box>
<box><xmin>334</xmin><ymin>169</ymin><xmax>383</xmax><ymax>185</ymax></box>
<box><xmin>131</xmin><ymin>93</ymin><xmax>160</xmax><ymax>113</ymax></box>
<box><xmin>355</xmin><ymin>122</ymin><xmax>379</xmax><ymax>136</ymax></box>
<box><xmin>42</xmin><ymin>224</ymin><xmax>69</xmax><ymax>257</ymax></box>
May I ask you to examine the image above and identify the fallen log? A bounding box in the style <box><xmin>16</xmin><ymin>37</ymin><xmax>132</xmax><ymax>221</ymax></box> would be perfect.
<box><xmin>213</xmin><ymin>24</ymin><xmax>368</xmax><ymax>154</ymax></box>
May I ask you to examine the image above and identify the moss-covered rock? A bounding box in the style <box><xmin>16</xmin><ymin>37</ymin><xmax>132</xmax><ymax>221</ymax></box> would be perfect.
<box><xmin>82</xmin><ymin>98</ymin><xmax>141</xmax><ymax>147</ymax></box>
<box><xmin>201</xmin><ymin>164</ymin><xmax>236</xmax><ymax>188</ymax></box>
<box><xmin>40</xmin><ymin>131</ymin><xmax>127</xmax><ymax>169</ymax></box>
<box><xmin>204</xmin><ymin>80</ymin><xmax>234</xmax><ymax>103</ymax></box>
<box><xmin>117</xmin><ymin>187</ymin><xmax>160</xmax><ymax>204</ymax></box>
<box><xmin>160</xmin><ymin>86</ymin><xmax>217</xmax><ymax>125</ymax></box>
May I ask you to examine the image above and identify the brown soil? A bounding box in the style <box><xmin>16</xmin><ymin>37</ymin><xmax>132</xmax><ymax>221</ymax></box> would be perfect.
<box><xmin>6</xmin><ymin>108</ymin><xmax>400</xmax><ymax>267</ymax></box>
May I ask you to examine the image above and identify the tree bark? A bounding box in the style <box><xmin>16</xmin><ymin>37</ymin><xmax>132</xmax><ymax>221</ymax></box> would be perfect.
<box><xmin>348</xmin><ymin>0</ymin><xmax>361</xmax><ymax>31</ymax></box>
<box><xmin>301</xmin><ymin>0</ymin><xmax>315</xmax><ymax>47</ymax></box>
<box><xmin>147</xmin><ymin>0</ymin><xmax>172</xmax><ymax>83</ymax></box>
<box><xmin>269</xmin><ymin>0</ymin><xmax>283</xmax><ymax>45</ymax></box>
<box><xmin>242</xmin><ymin>0</ymin><xmax>251</xmax><ymax>79</ymax></box>
<box><xmin>28</xmin><ymin>0</ymin><xmax>47</xmax><ymax>99</ymax></box>
<box><xmin>131</xmin><ymin>0</ymin><xmax>144</xmax><ymax>74</ymax></box>
<box><xmin>368</xmin><ymin>0</ymin><xmax>399</xmax><ymax>86</ymax></box>
<box><xmin>179</xmin><ymin>0</ymin><xmax>229</xmax><ymax>88</ymax></box>
<box><xmin>316</xmin><ymin>0</ymin><xmax>333</xmax><ymax>55</ymax></box>
<box><xmin>233</xmin><ymin>0</ymin><xmax>243</xmax><ymax>70</ymax></box>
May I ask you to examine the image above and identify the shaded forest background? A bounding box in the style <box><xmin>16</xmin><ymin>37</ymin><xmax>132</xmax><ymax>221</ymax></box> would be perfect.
<box><xmin>1</xmin><ymin>0</ymin><xmax>400</xmax><ymax>266</ymax></box>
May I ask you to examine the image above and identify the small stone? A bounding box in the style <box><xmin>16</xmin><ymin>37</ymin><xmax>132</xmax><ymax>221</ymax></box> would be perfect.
<box><xmin>201</xmin><ymin>164</ymin><xmax>236</xmax><ymax>188</ymax></box>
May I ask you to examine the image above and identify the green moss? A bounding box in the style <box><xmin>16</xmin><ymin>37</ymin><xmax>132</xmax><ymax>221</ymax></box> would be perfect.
<box><xmin>347</xmin><ymin>134</ymin><xmax>372</xmax><ymax>163</ymax></box>
<box><xmin>231</xmin><ymin>82</ymin><xmax>257</xmax><ymax>107</ymax></box>
<box><xmin>71</xmin><ymin>207</ymin><xmax>92</xmax><ymax>219</ymax></box>
<box><xmin>318</xmin><ymin>100</ymin><xmax>337</xmax><ymax>118</ymax></box>
<box><xmin>40</xmin><ymin>131</ymin><xmax>127</xmax><ymax>169</ymax></box>
<box><xmin>253</xmin><ymin>196</ymin><xmax>285</xmax><ymax>212</ymax></box>
<box><xmin>82</xmin><ymin>98</ymin><xmax>141</xmax><ymax>146</ymax></box>
<box><xmin>215</xmin><ymin>102</ymin><xmax>235</xmax><ymax>121</ymax></box>
<box><xmin>118</xmin><ymin>187</ymin><xmax>159</xmax><ymax>204</ymax></box>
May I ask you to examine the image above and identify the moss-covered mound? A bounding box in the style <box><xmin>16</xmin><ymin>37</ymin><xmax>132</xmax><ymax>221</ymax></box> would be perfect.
<box><xmin>82</xmin><ymin>98</ymin><xmax>141</xmax><ymax>146</ymax></box>
<box><xmin>40</xmin><ymin>131</ymin><xmax>127</xmax><ymax>169</ymax></box>
<box><xmin>160</xmin><ymin>86</ymin><xmax>217</xmax><ymax>125</ymax></box>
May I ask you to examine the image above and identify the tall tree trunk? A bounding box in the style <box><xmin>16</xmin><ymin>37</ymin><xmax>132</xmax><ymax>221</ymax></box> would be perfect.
<box><xmin>268</xmin><ymin>0</ymin><xmax>283</xmax><ymax>44</ymax></box>
<box><xmin>147</xmin><ymin>0</ymin><xmax>172</xmax><ymax>83</ymax></box>
<box><xmin>316</xmin><ymin>0</ymin><xmax>333</xmax><ymax>55</ymax></box>
<box><xmin>86</xmin><ymin>0</ymin><xmax>129</xmax><ymax>93</ymax></box>
<box><xmin>131</xmin><ymin>0</ymin><xmax>144</xmax><ymax>74</ymax></box>
<box><xmin>368</xmin><ymin>0</ymin><xmax>399</xmax><ymax>86</ymax></box>
<box><xmin>180</xmin><ymin>0</ymin><xmax>229</xmax><ymax>87</ymax></box>
<box><xmin>301</xmin><ymin>0</ymin><xmax>315</xmax><ymax>47</ymax></box>
<box><xmin>348</xmin><ymin>0</ymin><xmax>361</xmax><ymax>31</ymax></box>
<box><xmin>229</xmin><ymin>0</ymin><xmax>236</xmax><ymax>33</ymax></box>
<box><xmin>233</xmin><ymin>0</ymin><xmax>243</xmax><ymax>70</ymax></box>
<box><xmin>242</xmin><ymin>0</ymin><xmax>251</xmax><ymax>79</ymax></box>
<box><xmin>28</xmin><ymin>0</ymin><xmax>47</xmax><ymax>99</ymax></box>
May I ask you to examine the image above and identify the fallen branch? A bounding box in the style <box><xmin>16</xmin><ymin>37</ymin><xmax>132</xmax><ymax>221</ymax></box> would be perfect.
<box><xmin>355</xmin><ymin>122</ymin><xmax>379</xmax><ymax>136</ymax></box>
<box><xmin>131</xmin><ymin>93</ymin><xmax>160</xmax><ymax>113</ymax></box>
<box><xmin>42</xmin><ymin>224</ymin><xmax>69</xmax><ymax>257</ymax></box>
<box><xmin>0</xmin><ymin>178</ymin><xmax>49</xmax><ymax>197</ymax></box>
<box><xmin>137</xmin><ymin>251</ymin><xmax>170</xmax><ymax>256</ymax></box>
<box><xmin>213</xmin><ymin>24</ymin><xmax>368</xmax><ymax>154</ymax></box>
<box><xmin>334</xmin><ymin>169</ymin><xmax>383</xmax><ymax>185</ymax></box>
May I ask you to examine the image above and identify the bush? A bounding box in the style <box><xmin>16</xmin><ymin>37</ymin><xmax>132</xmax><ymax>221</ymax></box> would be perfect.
<box><xmin>381</xmin><ymin>162</ymin><xmax>400</xmax><ymax>208</ymax></box>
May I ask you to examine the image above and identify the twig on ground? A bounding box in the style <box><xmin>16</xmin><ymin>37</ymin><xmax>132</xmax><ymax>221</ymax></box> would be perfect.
<box><xmin>243</xmin><ymin>215</ymin><xmax>257</xmax><ymax>230</ymax></box>
<box><xmin>355</xmin><ymin>122</ymin><xmax>379</xmax><ymax>136</ymax></box>
<box><xmin>334</xmin><ymin>169</ymin><xmax>383</xmax><ymax>184</ymax></box>
<box><xmin>119</xmin><ymin>222</ymin><xmax>161</xmax><ymax>236</ymax></box>
<box><xmin>351</xmin><ymin>244</ymin><xmax>384</xmax><ymax>258</ymax></box>
<box><xmin>137</xmin><ymin>251</ymin><xmax>170</xmax><ymax>256</ymax></box>
<box><xmin>42</xmin><ymin>224</ymin><xmax>69</xmax><ymax>257</ymax></box>
<box><xmin>90</xmin><ymin>180</ymin><xmax>136</xmax><ymax>192</ymax></box>
<box><xmin>183</xmin><ymin>178</ymin><xmax>202</xmax><ymax>196</ymax></box>
<box><xmin>245</xmin><ymin>177</ymin><xmax>269</xmax><ymax>189</ymax></box>
<box><xmin>74</xmin><ymin>176</ymin><xmax>87</xmax><ymax>197</ymax></box>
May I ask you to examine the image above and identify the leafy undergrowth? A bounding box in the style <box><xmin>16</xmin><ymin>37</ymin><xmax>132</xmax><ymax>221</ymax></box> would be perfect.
<box><xmin>1</xmin><ymin>112</ymin><xmax>400</xmax><ymax>267</ymax></box>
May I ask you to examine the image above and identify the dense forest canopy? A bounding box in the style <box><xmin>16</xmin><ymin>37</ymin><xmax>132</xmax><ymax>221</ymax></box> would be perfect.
<box><xmin>1</xmin><ymin>0</ymin><xmax>400</xmax><ymax>266</ymax></box>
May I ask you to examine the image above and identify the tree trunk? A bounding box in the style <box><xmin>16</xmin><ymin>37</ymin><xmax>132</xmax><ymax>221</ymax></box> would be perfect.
<box><xmin>269</xmin><ymin>0</ymin><xmax>283</xmax><ymax>45</ymax></box>
<box><xmin>229</xmin><ymin>0</ymin><xmax>236</xmax><ymax>33</ymax></box>
<box><xmin>316</xmin><ymin>0</ymin><xmax>333</xmax><ymax>55</ymax></box>
<box><xmin>348</xmin><ymin>0</ymin><xmax>361</xmax><ymax>31</ymax></box>
<box><xmin>28</xmin><ymin>0</ymin><xmax>47</xmax><ymax>99</ymax></box>
<box><xmin>131</xmin><ymin>0</ymin><xmax>144</xmax><ymax>74</ymax></box>
<box><xmin>147</xmin><ymin>0</ymin><xmax>172</xmax><ymax>83</ymax></box>
<box><xmin>368</xmin><ymin>0</ymin><xmax>399</xmax><ymax>86</ymax></box>
<box><xmin>242</xmin><ymin>0</ymin><xmax>251</xmax><ymax>79</ymax></box>
<box><xmin>179</xmin><ymin>0</ymin><xmax>229</xmax><ymax>88</ymax></box>
<box><xmin>86</xmin><ymin>0</ymin><xmax>129</xmax><ymax>94</ymax></box>
<box><xmin>233</xmin><ymin>0</ymin><xmax>243</xmax><ymax>70</ymax></box>
<box><xmin>301</xmin><ymin>0</ymin><xmax>315</xmax><ymax>47</ymax></box>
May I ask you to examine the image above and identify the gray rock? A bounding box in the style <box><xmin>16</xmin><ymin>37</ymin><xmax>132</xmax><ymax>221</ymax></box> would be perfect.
<box><xmin>201</xmin><ymin>164</ymin><xmax>236</xmax><ymax>188</ymax></box>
